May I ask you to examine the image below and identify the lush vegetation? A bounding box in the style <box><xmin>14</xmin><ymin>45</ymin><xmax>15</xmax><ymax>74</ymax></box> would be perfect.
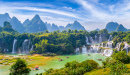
<box><xmin>0</xmin><ymin>22</ymin><xmax>109</xmax><ymax>55</ymax></box>
<box><xmin>10</xmin><ymin>58</ymin><xmax>31</xmax><ymax>75</ymax></box>
<box><xmin>42</xmin><ymin>60</ymin><xmax>99</xmax><ymax>75</ymax></box>
<box><xmin>35</xmin><ymin>51</ymin><xmax>130</xmax><ymax>75</ymax></box>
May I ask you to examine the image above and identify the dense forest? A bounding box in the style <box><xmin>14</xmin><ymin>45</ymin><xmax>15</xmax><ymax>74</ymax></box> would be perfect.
<box><xmin>0</xmin><ymin>21</ymin><xmax>109</xmax><ymax>55</ymax></box>
<box><xmin>1</xmin><ymin>21</ymin><xmax>130</xmax><ymax>55</ymax></box>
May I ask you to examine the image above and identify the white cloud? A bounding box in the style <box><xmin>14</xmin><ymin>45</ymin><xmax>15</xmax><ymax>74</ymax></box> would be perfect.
<box><xmin>1</xmin><ymin>0</ymin><xmax>130</xmax><ymax>30</ymax></box>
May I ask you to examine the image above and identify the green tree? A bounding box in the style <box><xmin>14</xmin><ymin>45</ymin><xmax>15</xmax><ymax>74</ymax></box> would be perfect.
<box><xmin>10</xmin><ymin>58</ymin><xmax>31</xmax><ymax>75</ymax></box>
<box><xmin>35</xmin><ymin>39</ymin><xmax>48</xmax><ymax>53</ymax></box>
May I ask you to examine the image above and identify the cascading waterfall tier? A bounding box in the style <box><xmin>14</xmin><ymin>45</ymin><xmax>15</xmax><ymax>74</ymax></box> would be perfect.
<box><xmin>76</xmin><ymin>48</ymin><xmax>80</xmax><ymax>54</ymax></box>
<box><xmin>22</xmin><ymin>39</ymin><xmax>31</xmax><ymax>53</ymax></box>
<box><xmin>116</xmin><ymin>43</ymin><xmax>121</xmax><ymax>51</ymax></box>
<box><xmin>86</xmin><ymin>36</ymin><xmax>90</xmax><ymax>44</ymax></box>
<box><xmin>30</xmin><ymin>45</ymin><xmax>34</xmax><ymax>51</ymax></box>
<box><xmin>123</xmin><ymin>42</ymin><xmax>130</xmax><ymax>54</ymax></box>
<box><xmin>12</xmin><ymin>39</ymin><xmax>17</xmax><ymax>53</ymax></box>
<box><xmin>82</xmin><ymin>45</ymin><xmax>87</xmax><ymax>54</ymax></box>
<box><xmin>99</xmin><ymin>35</ymin><xmax>102</xmax><ymax>43</ymax></box>
<box><xmin>102</xmin><ymin>49</ymin><xmax>113</xmax><ymax>56</ymax></box>
<box><xmin>95</xmin><ymin>35</ymin><xmax>97</xmax><ymax>43</ymax></box>
<box><xmin>105</xmin><ymin>41</ymin><xmax>113</xmax><ymax>48</ymax></box>
<box><xmin>89</xmin><ymin>36</ymin><xmax>94</xmax><ymax>44</ymax></box>
<box><xmin>108</xmin><ymin>35</ymin><xmax>113</xmax><ymax>41</ymax></box>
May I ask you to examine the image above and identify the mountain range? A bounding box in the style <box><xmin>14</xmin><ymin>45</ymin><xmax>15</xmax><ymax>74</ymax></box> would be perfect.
<box><xmin>105</xmin><ymin>22</ymin><xmax>128</xmax><ymax>32</ymax></box>
<box><xmin>0</xmin><ymin>13</ymin><xmax>129</xmax><ymax>33</ymax></box>
<box><xmin>0</xmin><ymin>13</ymin><xmax>86</xmax><ymax>33</ymax></box>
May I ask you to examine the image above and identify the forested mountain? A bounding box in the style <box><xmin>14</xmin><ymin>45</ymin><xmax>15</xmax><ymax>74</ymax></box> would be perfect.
<box><xmin>116</xmin><ymin>24</ymin><xmax>127</xmax><ymax>32</ymax></box>
<box><xmin>0</xmin><ymin>13</ymin><xmax>87</xmax><ymax>33</ymax></box>
<box><xmin>23</xmin><ymin>19</ymin><xmax>30</xmax><ymax>26</ymax></box>
<box><xmin>0</xmin><ymin>21</ymin><xmax>17</xmax><ymax>33</ymax></box>
<box><xmin>0</xmin><ymin>13</ymin><xmax>11</xmax><ymax>26</ymax></box>
<box><xmin>24</xmin><ymin>14</ymin><xmax>47</xmax><ymax>33</ymax></box>
<box><xmin>65</xmin><ymin>21</ymin><xmax>85</xmax><ymax>30</ymax></box>
<box><xmin>95</xmin><ymin>28</ymin><xmax>100</xmax><ymax>31</ymax></box>
<box><xmin>49</xmin><ymin>23</ymin><xmax>59</xmax><ymax>32</ymax></box>
<box><xmin>45</xmin><ymin>22</ymin><xmax>51</xmax><ymax>31</ymax></box>
<box><xmin>105</xmin><ymin>22</ymin><xmax>119</xmax><ymax>32</ymax></box>
<box><xmin>59</xmin><ymin>26</ymin><xmax>65</xmax><ymax>31</ymax></box>
<box><xmin>10</xmin><ymin>17</ymin><xmax>25</xmax><ymax>33</ymax></box>
<box><xmin>105</xmin><ymin>22</ymin><xmax>128</xmax><ymax>32</ymax></box>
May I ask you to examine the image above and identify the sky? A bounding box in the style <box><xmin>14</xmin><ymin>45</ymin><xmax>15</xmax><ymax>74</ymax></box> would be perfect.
<box><xmin>0</xmin><ymin>0</ymin><xmax>130</xmax><ymax>30</ymax></box>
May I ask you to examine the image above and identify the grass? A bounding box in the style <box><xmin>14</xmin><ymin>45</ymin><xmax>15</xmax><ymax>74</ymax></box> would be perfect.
<box><xmin>84</xmin><ymin>68</ymin><xmax>110</xmax><ymax>75</ymax></box>
<box><xmin>0</xmin><ymin>54</ymin><xmax>58</xmax><ymax>69</ymax></box>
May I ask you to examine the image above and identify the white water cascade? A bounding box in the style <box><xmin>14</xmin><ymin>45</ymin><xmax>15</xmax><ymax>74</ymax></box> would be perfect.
<box><xmin>95</xmin><ymin>35</ymin><xmax>97</xmax><ymax>43</ymax></box>
<box><xmin>108</xmin><ymin>35</ymin><xmax>113</xmax><ymax>41</ymax></box>
<box><xmin>22</xmin><ymin>39</ymin><xmax>31</xmax><ymax>53</ymax></box>
<box><xmin>76</xmin><ymin>48</ymin><xmax>80</xmax><ymax>54</ymax></box>
<box><xmin>89</xmin><ymin>36</ymin><xmax>94</xmax><ymax>44</ymax></box>
<box><xmin>82</xmin><ymin>45</ymin><xmax>87</xmax><ymax>54</ymax></box>
<box><xmin>102</xmin><ymin>49</ymin><xmax>113</xmax><ymax>56</ymax></box>
<box><xmin>100</xmin><ymin>43</ymin><xmax>104</xmax><ymax>47</ymax></box>
<box><xmin>106</xmin><ymin>41</ymin><xmax>113</xmax><ymax>48</ymax></box>
<box><xmin>99</xmin><ymin>35</ymin><xmax>102</xmax><ymax>43</ymax></box>
<box><xmin>123</xmin><ymin>42</ymin><xmax>129</xmax><ymax>54</ymax></box>
<box><xmin>90</xmin><ymin>45</ymin><xmax>99</xmax><ymax>53</ymax></box>
<box><xmin>116</xmin><ymin>43</ymin><xmax>121</xmax><ymax>51</ymax></box>
<box><xmin>86</xmin><ymin>36</ymin><xmax>90</xmax><ymax>44</ymax></box>
<box><xmin>30</xmin><ymin>45</ymin><xmax>34</xmax><ymax>51</ymax></box>
<box><xmin>12</xmin><ymin>39</ymin><xmax>17</xmax><ymax>53</ymax></box>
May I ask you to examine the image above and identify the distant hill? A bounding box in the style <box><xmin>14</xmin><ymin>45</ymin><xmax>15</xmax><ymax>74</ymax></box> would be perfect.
<box><xmin>45</xmin><ymin>22</ymin><xmax>51</xmax><ymax>31</ymax></box>
<box><xmin>23</xmin><ymin>19</ymin><xmax>30</xmax><ymax>26</ymax></box>
<box><xmin>10</xmin><ymin>17</ymin><xmax>25</xmax><ymax>33</ymax></box>
<box><xmin>116</xmin><ymin>24</ymin><xmax>127</xmax><ymax>32</ymax></box>
<box><xmin>65</xmin><ymin>21</ymin><xmax>85</xmax><ymax>30</ymax></box>
<box><xmin>0</xmin><ymin>13</ymin><xmax>11</xmax><ymax>26</ymax></box>
<box><xmin>105</xmin><ymin>22</ymin><xmax>128</xmax><ymax>32</ymax></box>
<box><xmin>95</xmin><ymin>28</ymin><xmax>100</xmax><ymax>31</ymax></box>
<box><xmin>49</xmin><ymin>23</ymin><xmax>59</xmax><ymax>32</ymax></box>
<box><xmin>59</xmin><ymin>26</ymin><xmax>65</xmax><ymax>31</ymax></box>
<box><xmin>0</xmin><ymin>13</ymin><xmax>87</xmax><ymax>33</ymax></box>
<box><xmin>25</xmin><ymin>14</ymin><xmax>47</xmax><ymax>33</ymax></box>
<box><xmin>0</xmin><ymin>21</ymin><xmax>17</xmax><ymax>33</ymax></box>
<box><xmin>105</xmin><ymin>22</ymin><xmax>119</xmax><ymax>32</ymax></box>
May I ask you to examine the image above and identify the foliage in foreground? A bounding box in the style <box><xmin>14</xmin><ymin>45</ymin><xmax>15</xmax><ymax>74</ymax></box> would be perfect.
<box><xmin>42</xmin><ymin>60</ymin><xmax>99</xmax><ymax>75</ymax></box>
<box><xmin>10</xmin><ymin>58</ymin><xmax>31</xmax><ymax>75</ymax></box>
<box><xmin>112</xmin><ymin>51</ymin><xmax>130</xmax><ymax>64</ymax></box>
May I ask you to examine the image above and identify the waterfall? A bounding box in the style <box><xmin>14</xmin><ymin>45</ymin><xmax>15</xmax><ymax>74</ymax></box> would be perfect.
<box><xmin>82</xmin><ymin>45</ymin><xmax>87</xmax><ymax>54</ymax></box>
<box><xmin>101</xmin><ymin>43</ymin><xmax>104</xmax><ymax>47</ymax></box>
<box><xmin>89</xmin><ymin>36</ymin><xmax>94</xmax><ymax>44</ymax></box>
<box><xmin>12</xmin><ymin>39</ymin><xmax>17</xmax><ymax>53</ymax></box>
<box><xmin>106</xmin><ymin>41</ymin><xmax>113</xmax><ymax>48</ymax></box>
<box><xmin>108</xmin><ymin>35</ymin><xmax>113</xmax><ymax>41</ymax></box>
<box><xmin>99</xmin><ymin>35</ymin><xmax>102</xmax><ymax>43</ymax></box>
<box><xmin>116</xmin><ymin>43</ymin><xmax>121</xmax><ymax>51</ymax></box>
<box><xmin>123</xmin><ymin>42</ymin><xmax>129</xmax><ymax>54</ymax></box>
<box><xmin>90</xmin><ymin>45</ymin><xmax>99</xmax><ymax>53</ymax></box>
<box><xmin>30</xmin><ymin>45</ymin><xmax>34</xmax><ymax>51</ymax></box>
<box><xmin>95</xmin><ymin>35</ymin><xmax>97</xmax><ymax>43</ymax></box>
<box><xmin>22</xmin><ymin>39</ymin><xmax>31</xmax><ymax>53</ymax></box>
<box><xmin>102</xmin><ymin>49</ymin><xmax>113</xmax><ymax>56</ymax></box>
<box><xmin>76</xmin><ymin>48</ymin><xmax>80</xmax><ymax>54</ymax></box>
<box><xmin>86</xmin><ymin>36</ymin><xmax>90</xmax><ymax>44</ymax></box>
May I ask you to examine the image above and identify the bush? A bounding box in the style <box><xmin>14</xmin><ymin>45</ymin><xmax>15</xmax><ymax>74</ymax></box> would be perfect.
<box><xmin>10</xmin><ymin>58</ymin><xmax>31</xmax><ymax>75</ymax></box>
<box><xmin>43</xmin><ymin>59</ymin><xmax>99</xmax><ymax>75</ymax></box>
<box><xmin>42</xmin><ymin>53</ymin><xmax>56</xmax><ymax>56</ymax></box>
<box><xmin>102</xmin><ymin>57</ymin><xmax>128</xmax><ymax>75</ymax></box>
<box><xmin>112</xmin><ymin>51</ymin><xmax>130</xmax><ymax>64</ymax></box>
